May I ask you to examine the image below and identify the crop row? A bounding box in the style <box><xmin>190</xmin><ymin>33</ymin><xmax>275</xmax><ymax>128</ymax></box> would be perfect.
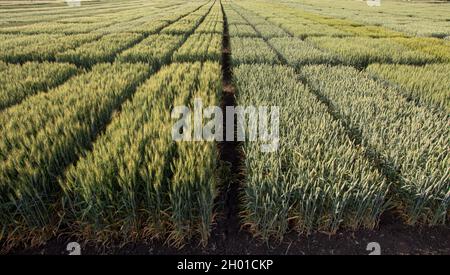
<box><xmin>253</xmin><ymin>24</ymin><xmax>288</xmax><ymax>39</ymax></box>
<box><xmin>173</xmin><ymin>33</ymin><xmax>222</xmax><ymax>62</ymax></box>
<box><xmin>0</xmin><ymin>61</ymin><xmax>7</xmax><ymax>72</ymax></box>
<box><xmin>232</xmin><ymin>1</ymin><xmax>409</xmax><ymax>38</ymax></box>
<box><xmin>306</xmin><ymin>37</ymin><xmax>439</xmax><ymax>68</ymax></box>
<box><xmin>53</xmin><ymin>1</ymin><xmax>216</xmax><ymax>67</ymax></box>
<box><xmin>330</xmin><ymin>25</ymin><xmax>406</xmax><ymax>39</ymax></box>
<box><xmin>0</xmin><ymin>34</ymin><xmax>25</xmax><ymax>43</ymax></box>
<box><xmin>366</xmin><ymin>63</ymin><xmax>450</xmax><ymax>113</ymax></box>
<box><xmin>117</xmin><ymin>1</ymin><xmax>219</xmax><ymax>66</ymax></box>
<box><xmin>305</xmin><ymin>36</ymin><xmax>450</xmax><ymax>67</ymax></box>
<box><xmin>161</xmin><ymin>19</ymin><xmax>203</xmax><ymax>35</ymax></box>
<box><xmin>391</xmin><ymin>37</ymin><xmax>450</xmax><ymax>62</ymax></box>
<box><xmin>0</xmin><ymin>63</ymin><xmax>152</xmax><ymax>244</ymax></box>
<box><xmin>0</xmin><ymin>21</ymin><xmax>114</xmax><ymax>35</ymax></box>
<box><xmin>228</xmin><ymin>2</ymin><xmax>350</xmax><ymax>38</ymax></box>
<box><xmin>0</xmin><ymin>1</ymin><xmax>214</xmax><ymax>65</ymax></box>
<box><xmin>300</xmin><ymin>65</ymin><xmax>449</xmax><ymax>225</ymax></box>
<box><xmin>94</xmin><ymin>3</ymin><xmax>205</xmax><ymax>34</ymax></box>
<box><xmin>227</xmin><ymin>3</ymin><xmax>437</xmax><ymax>69</ymax></box>
<box><xmin>0</xmin><ymin>62</ymin><xmax>78</xmax><ymax>111</ymax></box>
<box><xmin>195</xmin><ymin>17</ymin><xmax>223</xmax><ymax>34</ymax></box>
<box><xmin>0</xmin><ymin>33</ymin><xmax>102</xmax><ymax>63</ymax></box>
<box><xmin>234</xmin><ymin>64</ymin><xmax>389</xmax><ymax>238</ymax></box>
<box><xmin>61</xmin><ymin>62</ymin><xmax>220</xmax><ymax>245</ymax></box>
<box><xmin>222</xmin><ymin>5</ymin><xmax>247</xmax><ymax>25</ymax></box>
<box><xmin>231</xmin><ymin>1</ymin><xmax>450</xmax><ymax>62</ymax></box>
<box><xmin>0</xmin><ymin>34</ymin><xmax>65</xmax><ymax>51</ymax></box>
<box><xmin>0</xmin><ymin>6</ymin><xmax>162</xmax><ymax>34</ymax></box>
<box><xmin>55</xmin><ymin>33</ymin><xmax>144</xmax><ymax>67</ymax></box>
<box><xmin>94</xmin><ymin>18</ymin><xmax>171</xmax><ymax>35</ymax></box>
<box><xmin>230</xmin><ymin>2</ymin><xmax>450</xmax><ymax>67</ymax></box>
<box><xmin>268</xmin><ymin>37</ymin><xmax>336</xmax><ymax>67</ymax></box>
<box><xmin>228</xmin><ymin>24</ymin><xmax>258</xmax><ymax>37</ymax></box>
<box><xmin>160</xmin><ymin>1</ymin><xmax>214</xmax><ymax>35</ymax></box>
<box><xmin>275</xmin><ymin>0</ymin><xmax>450</xmax><ymax>38</ymax></box>
<box><xmin>280</xmin><ymin>23</ymin><xmax>351</xmax><ymax>39</ymax></box>
<box><xmin>195</xmin><ymin>0</ymin><xmax>223</xmax><ymax>34</ymax></box>
<box><xmin>230</xmin><ymin>37</ymin><xmax>279</xmax><ymax>65</ymax></box>
<box><xmin>118</xmin><ymin>34</ymin><xmax>185</xmax><ymax>65</ymax></box>
<box><xmin>0</xmin><ymin>0</ymin><xmax>167</xmax><ymax>23</ymax></box>
<box><xmin>0</xmin><ymin>0</ymin><xmax>194</xmax><ymax>31</ymax></box>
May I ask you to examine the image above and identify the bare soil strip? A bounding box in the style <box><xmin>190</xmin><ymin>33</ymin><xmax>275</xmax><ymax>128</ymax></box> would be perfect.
<box><xmin>210</xmin><ymin>0</ymin><xmax>245</xmax><ymax>253</ymax></box>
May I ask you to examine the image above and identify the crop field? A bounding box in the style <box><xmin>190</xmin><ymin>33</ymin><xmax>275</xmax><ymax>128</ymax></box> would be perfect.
<box><xmin>0</xmin><ymin>0</ymin><xmax>449</xmax><ymax>255</ymax></box>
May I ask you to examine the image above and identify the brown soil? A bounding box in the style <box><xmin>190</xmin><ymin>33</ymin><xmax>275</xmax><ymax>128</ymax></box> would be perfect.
<box><xmin>8</xmin><ymin>221</ymin><xmax>450</xmax><ymax>255</ymax></box>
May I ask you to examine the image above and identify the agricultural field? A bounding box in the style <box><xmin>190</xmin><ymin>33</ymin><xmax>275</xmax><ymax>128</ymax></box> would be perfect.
<box><xmin>0</xmin><ymin>0</ymin><xmax>449</xmax><ymax>256</ymax></box>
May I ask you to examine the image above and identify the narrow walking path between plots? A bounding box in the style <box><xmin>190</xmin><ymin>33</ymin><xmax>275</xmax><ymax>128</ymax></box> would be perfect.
<box><xmin>209</xmin><ymin>0</ymin><xmax>245</xmax><ymax>253</ymax></box>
